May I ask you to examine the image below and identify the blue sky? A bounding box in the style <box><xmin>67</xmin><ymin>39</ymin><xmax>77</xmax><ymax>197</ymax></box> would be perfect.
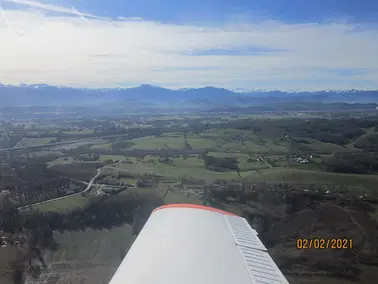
<box><xmin>0</xmin><ymin>0</ymin><xmax>377</xmax><ymax>90</ymax></box>
<box><xmin>16</xmin><ymin>0</ymin><xmax>378</xmax><ymax>23</ymax></box>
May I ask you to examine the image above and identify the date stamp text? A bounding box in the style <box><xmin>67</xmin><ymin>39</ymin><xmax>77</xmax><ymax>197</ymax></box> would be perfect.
<box><xmin>296</xmin><ymin>238</ymin><xmax>353</xmax><ymax>249</ymax></box>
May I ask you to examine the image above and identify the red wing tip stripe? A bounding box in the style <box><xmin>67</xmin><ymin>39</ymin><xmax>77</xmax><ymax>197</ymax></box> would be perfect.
<box><xmin>153</xmin><ymin>203</ymin><xmax>238</xmax><ymax>216</ymax></box>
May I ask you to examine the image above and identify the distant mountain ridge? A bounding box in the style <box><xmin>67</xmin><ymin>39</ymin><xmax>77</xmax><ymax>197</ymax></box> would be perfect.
<box><xmin>0</xmin><ymin>83</ymin><xmax>377</xmax><ymax>108</ymax></box>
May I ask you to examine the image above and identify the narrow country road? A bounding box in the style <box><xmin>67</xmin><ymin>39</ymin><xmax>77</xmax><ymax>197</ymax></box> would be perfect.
<box><xmin>17</xmin><ymin>168</ymin><xmax>102</xmax><ymax>210</ymax></box>
<box><xmin>83</xmin><ymin>168</ymin><xmax>102</xmax><ymax>193</ymax></box>
<box><xmin>259</xmin><ymin>156</ymin><xmax>273</xmax><ymax>168</ymax></box>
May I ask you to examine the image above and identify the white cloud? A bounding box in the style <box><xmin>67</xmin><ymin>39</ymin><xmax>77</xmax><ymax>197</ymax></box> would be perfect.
<box><xmin>0</xmin><ymin>1</ymin><xmax>377</xmax><ymax>90</ymax></box>
<box><xmin>4</xmin><ymin>0</ymin><xmax>106</xmax><ymax>19</ymax></box>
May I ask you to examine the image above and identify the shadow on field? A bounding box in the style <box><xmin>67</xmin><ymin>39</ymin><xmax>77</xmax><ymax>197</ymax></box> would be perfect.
<box><xmin>1</xmin><ymin>191</ymin><xmax>164</xmax><ymax>283</ymax></box>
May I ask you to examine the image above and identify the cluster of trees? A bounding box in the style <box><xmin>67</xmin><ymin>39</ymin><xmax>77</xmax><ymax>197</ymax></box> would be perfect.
<box><xmin>112</xmin><ymin>140</ymin><xmax>135</xmax><ymax>150</ymax></box>
<box><xmin>326</xmin><ymin>152</ymin><xmax>378</xmax><ymax>174</ymax></box>
<box><xmin>267</xmin><ymin>119</ymin><xmax>366</xmax><ymax>145</ymax></box>
<box><xmin>219</xmin><ymin>117</ymin><xmax>378</xmax><ymax>145</ymax></box>
<box><xmin>183</xmin><ymin>132</ymin><xmax>192</xmax><ymax>149</ymax></box>
<box><xmin>1</xmin><ymin>192</ymin><xmax>164</xmax><ymax>257</ymax></box>
<box><xmin>72</xmin><ymin>153</ymin><xmax>100</xmax><ymax>162</ymax></box>
<box><xmin>10</xmin><ymin>179</ymin><xmax>81</xmax><ymax>207</ymax></box>
<box><xmin>19</xmin><ymin>194</ymin><xmax>162</xmax><ymax>234</ymax></box>
<box><xmin>136</xmin><ymin>173</ymin><xmax>161</xmax><ymax>188</ymax></box>
<box><xmin>203</xmin><ymin>154</ymin><xmax>239</xmax><ymax>172</ymax></box>
<box><xmin>47</xmin><ymin>162</ymin><xmax>100</xmax><ymax>181</ymax></box>
<box><xmin>0</xmin><ymin>159</ymin><xmax>59</xmax><ymax>192</ymax></box>
<box><xmin>354</xmin><ymin>133</ymin><xmax>378</xmax><ymax>151</ymax></box>
<box><xmin>62</xmin><ymin>145</ymin><xmax>95</xmax><ymax>155</ymax></box>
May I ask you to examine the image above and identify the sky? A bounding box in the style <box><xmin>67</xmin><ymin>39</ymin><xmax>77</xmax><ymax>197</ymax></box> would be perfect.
<box><xmin>0</xmin><ymin>0</ymin><xmax>377</xmax><ymax>90</ymax></box>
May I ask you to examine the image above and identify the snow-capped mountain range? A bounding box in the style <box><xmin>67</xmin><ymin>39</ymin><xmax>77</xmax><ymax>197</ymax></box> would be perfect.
<box><xmin>0</xmin><ymin>83</ymin><xmax>377</xmax><ymax>107</ymax></box>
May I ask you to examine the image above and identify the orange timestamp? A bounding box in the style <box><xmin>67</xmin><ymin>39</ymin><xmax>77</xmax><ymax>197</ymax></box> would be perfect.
<box><xmin>296</xmin><ymin>238</ymin><xmax>353</xmax><ymax>249</ymax></box>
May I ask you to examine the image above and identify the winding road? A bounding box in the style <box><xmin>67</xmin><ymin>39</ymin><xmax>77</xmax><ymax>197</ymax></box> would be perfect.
<box><xmin>17</xmin><ymin>168</ymin><xmax>102</xmax><ymax>210</ymax></box>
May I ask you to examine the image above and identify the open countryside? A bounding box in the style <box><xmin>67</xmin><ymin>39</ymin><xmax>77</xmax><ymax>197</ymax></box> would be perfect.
<box><xmin>1</xmin><ymin>103</ymin><xmax>378</xmax><ymax>283</ymax></box>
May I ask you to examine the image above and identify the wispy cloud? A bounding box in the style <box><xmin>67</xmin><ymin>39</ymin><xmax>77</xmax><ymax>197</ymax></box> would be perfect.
<box><xmin>329</xmin><ymin>68</ymin><xmax>372</xmax><ymax>77</ymax></box>
<box><xmin>4</xmin><ymin>0</ymin><xmax>106</xmax><ymax>19</ymax></box>
<box><xmin>0</xmin><ymin>3</ymin><xmax>24</xmax><ymax>35</ymax></box>
<box><xmin>184</xmin><ymin>47</ymin><xmax>289</xmax><ymax>56</ymax></box>
<box><xmin>152</xmin><ymin>67</ymin><xmax>220</xmax><ymax>72</ymax></box>
<box><xmin>0</xmin><ymin>0</ymin><xmax>377</xmax><ymax>90</ymax></box>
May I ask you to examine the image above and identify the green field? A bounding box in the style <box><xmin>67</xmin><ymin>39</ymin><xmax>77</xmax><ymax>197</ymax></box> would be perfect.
<box><xmin>130</xmin><ymin>136</ymin><xmax>185</xmax><ymax>149</ymax></box>
<box><xmin>15</xmin><ymin>137</ymin><xmax>56</xmax><ymax>147</ymax></box>
<box><xmin>187</xmin><ymin>138</ymin><xmax>218</xmax><ymax>149</ymax></box>
<box><xmin>119</xmin><ymin>178</ymin><xmax>137</xmax><ymax>185</ymax></box>
<box><xmin>207</xmin><ymin>151</ymin><xmax>269</xmax><ymax>171</ymax></box>
<box><xmin>63</xmin><ymin>129</ymin><xmax>94</xmax><ymax>135</ymax></box>
<box><xmin>164</xmin><ymin>190</ymin><xmax>202</xmax><ymax>205</ymax></box>
<box><xmin>238</xmin><ymin>160</ymin><xmax>271</xmax><ymax>171</ymax></box>
<box><xmin>47</xmin><ymin>157</ymin><xmax>75</xmax><ymax>167</ymax></box>
<box><xmin>122</xmin><ymin>187</ymin><xmax>162</xmax><ymax>197</ymax></box>
<box><xmin>47</xmin><ymin>157</ymin><xmax>103</xmax><ymax>167</ymax></box>
<box><xmin>190</xmin><ymin>128</ymin><xmax>291</xmax><ymax>154</ymax></box>
<box><xmin>295</xmin><ymin>137</ymin><xmax>348</xmax><ymax>154</ymax></box>
<box><xmin>188</xmin><ymin>127</ymin><xmax>358</xmax><ymax>155</ymax></box>
<box><xmin>247</xmin><ymin>168</ymin><xmax>378</xmax><ymax>194</ymax></box>
<box><xmin>159</xmin><ymin>132</ymin><xmax>184</xmax><ymax>137</ymax></box>
<box><xmin>99</xmin><ymin>155</ymin><xmax>127</xmax><ymax>162</ymax></box>
<box><xmin>217</xmin><ymin>141</ymin><xmax>269</xmax><ymax>153</ymax></box>
<box><xmin>90</xmin><ymin>143</ymin><xmax>112</xmax><ymax>150</ymax></box>
<box><xmin>187</xmin><ymin>129</ymin><xmax>228</xmax><ymax>139</ymax></box>
<box><xmin>29</xmin><ymin>195</ymin><xmax>90</xmax><ymax>213</ymax></box>
<box><xmin>104</xmin><ymin>156</ymin><xmax>242</xmax><ymax>182</ymax></box>
<box><xmin>346</xmin><ymin>126</ymin><xmax>376</xmax><ymax>149</ymax></box>
<box><xmin>207</xmin><ymin>152</ymin><xmax>250</xmax><ymax>158</ymax></box>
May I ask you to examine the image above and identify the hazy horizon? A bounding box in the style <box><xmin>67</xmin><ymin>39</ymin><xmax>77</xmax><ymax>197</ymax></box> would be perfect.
<box><xmin>0</xmin><ymin>0</ymin><xmax>377</xmax><ymax>90</ymax></box>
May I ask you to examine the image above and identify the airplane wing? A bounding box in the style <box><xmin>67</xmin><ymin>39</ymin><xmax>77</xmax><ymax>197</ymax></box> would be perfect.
<box><xmin>109</xmin><ymin>204</ymin><xmax>289</xmax><ymax>284</ymax></box>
